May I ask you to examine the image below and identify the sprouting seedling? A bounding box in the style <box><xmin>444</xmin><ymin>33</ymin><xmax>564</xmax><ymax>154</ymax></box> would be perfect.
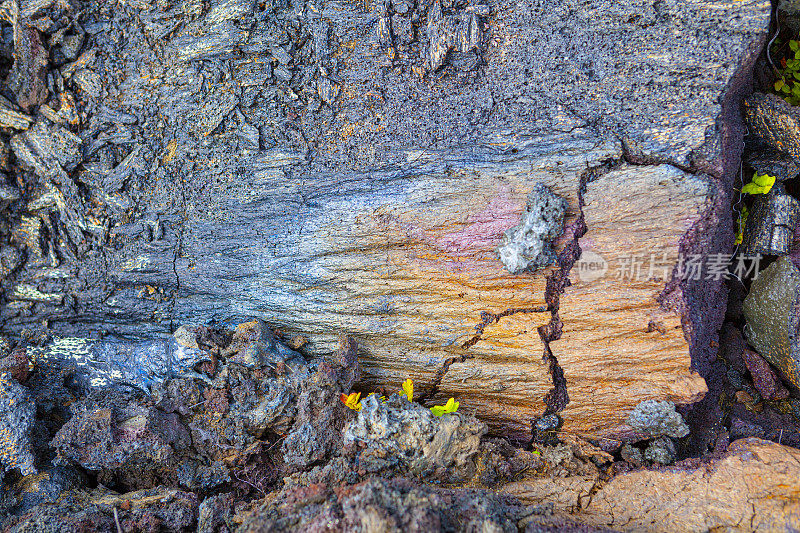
<box><xmin>741</xmin><ymin>173</ymin><xmax>776</xmax><ymax>195</ymax></box>
<box><xmin>340</xmin><ymin>391</ymin><xmax>362</xmax><ymax>411</ymax></box>
<box><xmin>430</xmin><ymin>397</ymin><xmax>459</xmax><ymax>417</ymax></box>
<box><xmin>341</xmin><ymin>378</ymin><xmax>461</xmax><ymax>416</ymax></box>
<box><xmin>401</xmin><ymin>378</ymin><xmax>413</xmax><ymax>401</ymax></box>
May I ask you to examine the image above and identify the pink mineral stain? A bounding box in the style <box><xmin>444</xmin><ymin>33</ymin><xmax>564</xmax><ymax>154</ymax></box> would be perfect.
<box><xmin>435</xmin><ymin>192</ymin><xmax>523</xmax><ymax>254</ymax></box>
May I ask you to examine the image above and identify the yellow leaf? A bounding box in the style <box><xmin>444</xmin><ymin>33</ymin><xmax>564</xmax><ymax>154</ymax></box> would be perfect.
<box><xmin>742</xmin><ymin>173</ymin><xmax>776</xmax><ymax>195</ymax></box>
<box><xmin>401</xmin><ymin>378</ymin><xmax>413</xmax><ymax>402</ymax></box>
<box><xmin>340</xmin><ymin>392</ymin><xmax>362</xmax><ymax>411</ymax></box>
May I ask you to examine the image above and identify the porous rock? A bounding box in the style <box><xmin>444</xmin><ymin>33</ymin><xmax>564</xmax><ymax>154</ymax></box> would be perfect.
<box><xmin>237</xmin><ymin>477</ymin><xmax>523</xmax><ymax>533</ymax></box>
<box><xmin>643</xmin><ymin>436</ymin><xmax>677</xmax><ymax>465</ymax></box>
<box><xmin>497</xmin><ymin>183</ymin><xmax>567</xmax><ymax>274</ymax></box>
<box><xmin>0</xmin><ymin>373</ymin><xmax>36</xmax><ymax>476</ymax></box>
<box><xmin>343</xmin><ymin>394</ymin><xmax>486</xmax><ymax>477</ymax></box>
<box><xmin>281</xmin><ymin>337</ymin><xmax>360</xmax><ymax>470</ymax></box>
<box><xmin>625</xmin><ymin>400</ymin><xmax>690</xmax><ymax>441</ymax></box>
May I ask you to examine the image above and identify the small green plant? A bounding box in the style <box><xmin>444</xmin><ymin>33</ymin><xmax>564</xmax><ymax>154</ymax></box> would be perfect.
<box><xmin>741</xmin><ymin>172</ymin><xmax>776</xmax><ymax>195</ymax></box>
<box><xmin>341</xmin><ymin>378</ymin><xmax>460</xmax><ymax>417</ymax></box>
<box><xmin>774</xmin><ymin>40</ymin><xmax>800</xmax><ymax>105</ymax></box>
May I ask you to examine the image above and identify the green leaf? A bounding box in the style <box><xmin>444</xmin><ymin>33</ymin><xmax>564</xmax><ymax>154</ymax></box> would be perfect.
<box><xmin>791</xmin><ymin>84</ymin><xmax>800</xmax><ymax>96</ymax></box>
<box><xmin>753</xmin><ymin>173</ymin><xmax>775</xmax><ymax>187</ymax></box>
<box><xmin>430</xmin><ymin>397</ymin><xmax>459</xmax><ymax>417</ymax></box>
<box><xmin>783</xmin><ymin>84</ymin><xmax>793</xmax><ymax>94</ymax></box>
<box><xmin>777</xmin><ymin>79</ymin><xmax>787</xmax><ymax>91</ymax></box>
<box><xmin>790</xmin><ymin>40</ymin><xmax>798</xmax><ymax>52</ymax></box>
<box><xmin>742</xmin><ymin>182</ymin><xmax>764</xmax><ymax>195</ymax></box>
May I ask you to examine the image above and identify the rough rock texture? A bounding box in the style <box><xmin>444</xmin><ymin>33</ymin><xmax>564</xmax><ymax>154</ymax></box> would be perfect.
<box><xmin>497</xmin><ymin>183</ymin><xmax>567</xmax><ymax>274</ymax></box>
<box><xmin>743</xmin><ymin>256</ymin><xmax>800</xmax><ymax>388</ymax></box>
<box><xmin>0</xmin><ymin>0</ymin><xmax>771</xmax><ymax>440</ymax></box>
<box><xmin>3</xmin><ymin>485</ymin><xmax>199</xmax><ymax>532</ymax></box>
<box><xmin>577</xmin><ymin>439</ymin><xmax>800</xmax><ymax>532</ymax></box>
<box><xmin>237</xmin><ymin>477</ymin><xmax>526</xmax><ymax>533</ymax></box>
<box><xmin>281</xmin><ymin>336</ymin><xmax>360</xmax><ymax>470</ymax></box>
<box><xmin>343</xmin><ymin>393</ymin><xmax>487</xmax><ymax>478</ymax></box>
<box><xmin>0</xmin><ymin>373</ymin><xmax>36</xmax><ymax>476</ymax></box>
<box><xmin>554</xmin><ymin>167</ymin><xmax>710</xmax><ymax>437</ymax></box>
<box><xmin>625</xmin><ymin>400</ymin><xmax>690</xmax><ymax>441</ymax></box>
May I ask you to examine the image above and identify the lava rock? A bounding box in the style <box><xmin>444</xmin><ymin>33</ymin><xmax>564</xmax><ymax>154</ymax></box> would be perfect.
<box><xmin>343</xmin><ymin>393</ymin><xmax>487</xmax><ymax>479</ymax></box>
<box><xmin>643</xmin><ymin>436</ymin><xmax>676</xmax><ymax>465</ymax></box>
<box><xmin>0</xmin><ymin>373</ymin><xmax>36</xmax><ymax>476</ymax></box>
<box><xmin>742</xmin><ymin>348</ymin><xmax>790</xmax><ymax>400</ymax></box>
<box><xmin>743</xmin><ymin>257</ymin><xmax>800</xmax><ymax>389</ymax></box>
<box><xmin>532</xmin><ymin>413</ymin><xmax>562</xmax><ymax>446</ymax></box>
<box><xmin>626</xmin><ymin>400</ymin><xmax>690</xmax><ymax>440</ymax></box>
<box><xmin>497</xmin><ymin>183</ymin><xmax>568</xmax><ymax>274</ymax></box>
<box><xmin>620</xmin><ymin>443</ymin><xmax>644</xmax><ymax>467</ymax></box>
<box><xmin>743</xmin><ymin>92</ymin><xmax>800</xmax><ymax>162</ymax></box>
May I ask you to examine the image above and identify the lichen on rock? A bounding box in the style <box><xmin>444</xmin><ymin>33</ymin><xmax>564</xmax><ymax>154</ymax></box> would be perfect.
<box><xmin>626</xmin><ymin>400</ymin><xmax>690</xmax><ymax>440</ymax></box>
<box><xmin>497</xmin><ymin>183</ymin><xmax>568</xmax><ymax>274</ymax></box>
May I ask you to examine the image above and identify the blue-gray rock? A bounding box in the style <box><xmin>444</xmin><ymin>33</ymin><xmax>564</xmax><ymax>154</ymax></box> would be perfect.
<box><xmin>626</xmin><ymin>400</ymin><xmax>690</xmax><ymax>440</ymax></box>
<box><xmin>644</xmin><ymin>436</ymin><xmax>677</xmax><ymax>465</ymax></box>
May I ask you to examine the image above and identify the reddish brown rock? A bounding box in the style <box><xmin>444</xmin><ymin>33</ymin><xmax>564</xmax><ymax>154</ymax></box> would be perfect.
<box><xmin>742</xmin><ymin>347</ymin><xmax>790</xmax><ymax>400</ymax></box>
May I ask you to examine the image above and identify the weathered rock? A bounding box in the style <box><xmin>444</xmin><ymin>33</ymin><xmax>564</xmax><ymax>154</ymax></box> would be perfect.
<box><xmin>27</xmin><ymin>334</ymin><xmax>211</xmax><ymax>392</ymax></box>
<box><xmin>497</xmin><ymin>183</ymin><xmax>567</xmax><ymax>274</ymax></box>
<box><xmin>50</xmin><ymin>400</ymin><xmax>191</xmax><ymax>488</ymax></box>
<box><xmin>742</xmin><ymin>347</ymin><xmax>790</xmax><ymax>400</ymax></box>
<box><xmin>643</xmin><ymin>436</ymin><xmax>677</xmax><ymax>465</ymax></box>
<box><xmin>238</xmin><ymin>478</ymin><xmax>525</xmax><ymax>533</ymax></box>
<box><xmin>743</xmin><ymin>257</ymin><xmax>800</xmax><ymax>388</ymax></box>
<box><xmin>0</xmin><ymin>373</ymin><xmax>36</xmax><ymax>476</ymax></box>
<box><xmin>620</xmin><ymin>444</ymin><xmax>644</xmax><ymax>467</ymax></box>
<box><xmin>578</xmin><ymin>438</ymin><xmax>800</xmax><ymax>531</ymax></box>
<box><xmin>281</xmin><ymin>336</ymin><xmax>359</xmax><ymax>470</ymax></box>
<box><xmin>555</xmin><ymin>167</ymin><xmax>709</xmax><ymax>438</ymax></box>
<box><xmin>625</xmin><ymin>400</ymin><xmax>690</xmax><ymax>441</ymax></box>
<box><xmin>0</xmin><ymin>0</ymin><xmax>770</xmax><ymax>444</ymax></box>
<box><xmin>343</xmin><ymin>393</ymin><xmax>487</xmax><ymax>479</ymax></box>
<box><xmin>198</xmin><ymin>493</ymin><xmax>235</xmax><ymax>533</ymax></box>
<box><xmin>743</xmin><ymin>92</ymin><xmax>800</xmax><ymax>161</ymax></box>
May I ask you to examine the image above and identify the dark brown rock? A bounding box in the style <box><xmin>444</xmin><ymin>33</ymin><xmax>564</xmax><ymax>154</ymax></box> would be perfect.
<box><xmin>742</xmin><ymin>347</ymin><xmax>790</xmax><ymax>400</ymax></box>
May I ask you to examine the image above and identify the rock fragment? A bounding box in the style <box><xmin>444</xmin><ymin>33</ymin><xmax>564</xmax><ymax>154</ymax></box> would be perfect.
<box><xmin>743</xmin><ymin>257</ymin><xmax>800</xmax><ymax>389</ymax></box>
<box><xmin>10</xmin><ymin>20</ymin><xmax>49</xmax><ymax>111</ymax></box>
<box><xmin>742</xmin><ymin>347</ymin><xmax>790</xmax><ymax>400</ymax></box>
<box><xmin>0</xmin><ymin>373</ymin><xmax>36</xmax><ymax>476</ymax></box>
<box><xmin>643</xmin><ymin>436</ymin><xmax>677</xmax><ymax>465</ymax></box>
<box><xmin>343</xmin><ymin>393</ymin><xmax>486</xmax><ymax>477</ymax></box>
<box><xmin>497</xmin><ymin>183</ymin><xmax>568</xmax><ymax>274</ymax></box>
<box><xmin>626</xmin><ymin>400</ymin><xmax>690</xmax><ymax>440</ymax></box>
